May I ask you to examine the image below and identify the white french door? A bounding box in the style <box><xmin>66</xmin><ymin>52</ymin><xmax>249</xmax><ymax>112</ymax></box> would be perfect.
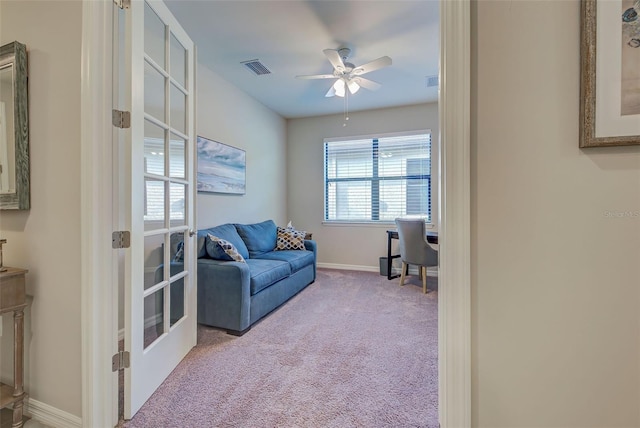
<box><xmin>121</xmin><ymin>0</ymin><xmax>197</xmax><ymax>418</ymax></box>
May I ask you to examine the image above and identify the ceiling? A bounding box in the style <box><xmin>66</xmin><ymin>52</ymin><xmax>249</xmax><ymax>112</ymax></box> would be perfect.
<box><xmin>164</xmin><ymin>0</ymin><xmax>440</xmax><ymax>119</ymax></box>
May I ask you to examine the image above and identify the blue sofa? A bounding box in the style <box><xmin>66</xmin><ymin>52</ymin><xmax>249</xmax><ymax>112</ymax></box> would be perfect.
<box><xmin>195</xmin><ymin>220</ymin><xmax>316</xmax><ymax>335</ymax></box>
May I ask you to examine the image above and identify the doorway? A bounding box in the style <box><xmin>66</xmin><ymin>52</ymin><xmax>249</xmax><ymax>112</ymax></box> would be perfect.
<box><xmin>79</xmin><ymin>0</ymin><xmax>470</xmax><ymax>426</ymax></box>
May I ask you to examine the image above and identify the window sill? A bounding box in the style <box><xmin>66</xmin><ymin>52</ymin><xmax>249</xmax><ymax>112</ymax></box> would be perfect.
<box><xmin>322</xmin><ymin>221</ymin><xmax>436</xmax><ymax>229</ymax></box>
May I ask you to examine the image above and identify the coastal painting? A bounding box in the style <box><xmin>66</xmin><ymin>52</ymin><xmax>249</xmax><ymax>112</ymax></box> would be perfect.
<box><xmin>197</xmin><ymin>136</ymin><xmax>246</xmax><ymax>194</ymax></box>
<box><xmin>621</xmin><ymin>0</ymin><xmax>640</xmax><ymax>116</ymax></box>
<box><xmin>579</xmin><ymin>0</ymin><xmax>640</xmax><ymax>146</ymax></box>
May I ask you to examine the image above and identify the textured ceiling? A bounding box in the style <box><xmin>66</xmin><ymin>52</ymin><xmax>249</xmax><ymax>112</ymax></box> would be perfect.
<box><xmin>164</xmin><ymin>0</ymin><xmax>439</xmax><ymax>119</ymax></box>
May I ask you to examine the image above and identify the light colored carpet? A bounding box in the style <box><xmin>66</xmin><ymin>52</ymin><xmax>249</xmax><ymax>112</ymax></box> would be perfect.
<box><xmin>122</xmin><ymin>269</ymin><xmax>438</xmax><ymax>428</ymax></box>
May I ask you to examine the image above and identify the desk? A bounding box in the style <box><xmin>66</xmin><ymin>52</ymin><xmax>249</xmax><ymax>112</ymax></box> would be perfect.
<box><xmin>386</xmin><ymin>230</ymin><xmax>438</xmax><ymax>280</ymax></box>
<box><xmin>0</xmin><ymin>267</ymin><xmax>28</xmax><ymax>428</ymax></box>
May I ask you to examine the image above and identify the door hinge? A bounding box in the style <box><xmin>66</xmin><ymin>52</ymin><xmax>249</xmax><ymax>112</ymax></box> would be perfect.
<box><xmin>112</xmin><ymin>231</ymin><xmax>131</xmax><ymax>249</ymax></box>
<box><xmin>112</xmin><ymin>351</ymin><xmax>130</xmax><ymax>372</ymax></box>
<box><xmin>112</xmin><ymin>109</ymin><xmax>131</xmax><ymax>129</ymax></box>
<box><xmin>113</xmin><ymin>0</ymin><xmax>131</xmax><ymax>10</ymax></box>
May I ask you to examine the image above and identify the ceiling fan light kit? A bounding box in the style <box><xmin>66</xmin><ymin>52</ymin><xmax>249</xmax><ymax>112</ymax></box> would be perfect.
<box><xmin>333</xmin><ymin>79</ymin><xmax>346</xmax><ymax>97</ymax></box>
<box><xmin>296</xmin><ymin>47</ymin><xmax>392</xmax><ymax>98</ymax></box>
<box><xmin>329</xmin><ymin>77</ymin><xmax>360</xmax><ymax>98</ymax></box>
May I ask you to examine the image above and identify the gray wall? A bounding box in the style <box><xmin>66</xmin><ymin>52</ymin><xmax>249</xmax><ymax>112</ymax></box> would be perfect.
<box><xmin>196</xmin><ymin>64</ymin><xmax>288</xmax><ymax>228</ymax></box>
<box><xmin>0</xmin><ymin>0</ymin><xmax>83</xmax><ymax>417</ymax></box>
<box><xmin>287</xmin><ymin>103</ymin><xmax>438</xmax><ymax>270</ymax></box>
<box><xmin>472</xmin><ymin>1</ymin><xmax>640</xmax><ymax>425</ymax></box>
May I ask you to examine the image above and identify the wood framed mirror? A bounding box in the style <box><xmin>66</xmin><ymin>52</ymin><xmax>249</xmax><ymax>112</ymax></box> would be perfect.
<box><xmin>0</xmin><ymin>41</ymin><xmax>29</xmax><ymax>210</ymax></box>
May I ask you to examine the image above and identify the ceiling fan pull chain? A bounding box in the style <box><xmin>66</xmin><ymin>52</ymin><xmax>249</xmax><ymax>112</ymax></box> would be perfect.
<box><xmin>344</xmin><ymin>90</ymin><xmax>349</xmax><ymax>127</ymax></box>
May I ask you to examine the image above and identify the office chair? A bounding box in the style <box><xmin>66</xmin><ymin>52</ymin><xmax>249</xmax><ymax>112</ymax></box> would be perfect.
<box><xmin>394</xmin><ymin>217</ymin><xmax>438</xmax><ymax>293</ymax></box>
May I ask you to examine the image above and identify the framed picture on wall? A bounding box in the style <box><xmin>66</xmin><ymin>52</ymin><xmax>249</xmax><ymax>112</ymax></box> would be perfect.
<box><xmin>197</xmin><ymin>135</ymin><xmax>246</xmax><ymax>194</ymax></box>
<box><xmin>580</xmin><ymin>0</ymin><xmax>640</xmax><ymax>147</ymax></box>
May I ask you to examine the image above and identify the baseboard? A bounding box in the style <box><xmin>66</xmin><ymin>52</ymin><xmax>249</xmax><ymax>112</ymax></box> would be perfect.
<box><xmin>317</xmin><ymin>263</ymin><xmax>378</xmax><ymax>272</ymax></box>
<box><xmin>317</xmin><ymin>263</ymin><xmax>438</xmax><ymax>277</ymax></box>
<box><xmin>26</xmin><ymin>398</ymin><xmax>82</xmax><ymax>428</ymax></box>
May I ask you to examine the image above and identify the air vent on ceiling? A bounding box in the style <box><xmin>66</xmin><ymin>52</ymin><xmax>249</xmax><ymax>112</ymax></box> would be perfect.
<box><xmin>241</xmin><ymin>59</ymin><xmax>271</xmax><ymax>76</ymax></box>
<box><xmin>426</xmin><ymin>75</ymin><xmax>439</xmax><ymax>88</ymax></box>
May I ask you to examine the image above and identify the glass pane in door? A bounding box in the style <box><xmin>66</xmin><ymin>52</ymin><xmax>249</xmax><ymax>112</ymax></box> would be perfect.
<box><xmin>169</xmin><ymin>183</ymin><xmax>185</xmax><ymax>227</ymax></box>
<box><xmin>143</xmin><ymin>234</ymin><xmax>164</xmax><ymax>290</ymax></box>
<box><xmin>143</xmin><ymin>290</ymin><xmax>164</xmax><ymax>348</ymax></box>
<box><xmin>169</xmin><ymin>133</ymin><xmax>185</xmax><ymax>179</ymax></box>
<box><xmin>170</xmin><ymin>33</ymin><xmax>186</xmax><ymax>88</ymax></box>
<box><xmin>144</xmin><ymin>178</ymin><xmax>165</xmax><ymax>230</ymax></box>
<box><xmin>170</xmin><ymin>84</ymin><xmax>186</xmax><ymax>134</ymax></box>
<box><xmin>144</xmin><ymin>62</ymin><xmax>165</xmax><ymax>121</ymax></box>
<box><xmin>169</xmin><ymin>278</ymin><xmax>184</xmax><ymax>327</ymax></box>
<box><xmin>144</xmin><ymin>2</ymin><xmax>165</xmax><ymax>69</ymax></box>
<box><xmin>144</xmin><ymin>120</ymin><xmax>165</xmax><ymax>176</ymax></box>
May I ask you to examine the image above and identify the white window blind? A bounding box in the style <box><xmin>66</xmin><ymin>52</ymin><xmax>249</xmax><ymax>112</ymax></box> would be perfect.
<box><xmin>144</xmin><ymin>138</ymin><xmax>186</xmax><ymax>222</ymax></box>
<box><xmin>324</xmin><ymin>132</ymin><xmax>431</xmax><ymax>223</ymax></box>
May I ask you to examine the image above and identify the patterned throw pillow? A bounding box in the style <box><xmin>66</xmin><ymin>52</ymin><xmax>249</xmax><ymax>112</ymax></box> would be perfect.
<box><xmin>207</xmin><ymin>234</ymin><xmax>246</xmax><ymax>263</ymax></box>
<box><xmin>174</xmin><ymin>241</ymin><xmax>184</xmax><ymax>262</ymax></box>
<box><xmin>276</xmin><ymin>226</ymin><xmax>307</xmax><ymax>251</ymax></box>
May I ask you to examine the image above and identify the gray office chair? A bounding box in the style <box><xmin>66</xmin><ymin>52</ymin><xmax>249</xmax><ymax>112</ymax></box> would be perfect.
<box><xmin>394</xmin><ymin>217</ymin><xmax>438</xmax><ymax>293</ymax></box>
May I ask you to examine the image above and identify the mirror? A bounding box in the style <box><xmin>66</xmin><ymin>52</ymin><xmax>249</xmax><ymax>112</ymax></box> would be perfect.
<box><xmin>0</xmin><ymin>41</ymin><xmax>29</xmax><ymax>210</ymax></box>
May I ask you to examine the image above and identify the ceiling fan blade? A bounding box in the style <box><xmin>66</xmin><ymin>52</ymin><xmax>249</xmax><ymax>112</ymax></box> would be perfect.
<box><xmin>323</xmin><ymin>49</ymin><xmax>346</xmax><ymax>73</ymax></box>
<box><xmin>296</xmin><ymin>74</ymin><xmax>336</xmax><ymax>80</ymax></box>
<box><xmin>325</xmin><ymin>85</ymin><xmax>337</xmax><ymax>97</ymax></box>
<box><xmin>355</xmin><ymin>77</ymin><xmax>382</xmax><ymax>91</ymax></box>
<box><xmin>352</xmin><ymin>56</ymin><xmax>392</xmax><ymax>75</ymax></box>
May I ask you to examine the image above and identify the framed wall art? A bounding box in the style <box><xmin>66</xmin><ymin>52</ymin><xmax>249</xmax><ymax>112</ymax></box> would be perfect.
<box><xmin>580</xmin><ymin>0</ymin><xmax>640</xmax><ymax>147</ymax></box>
<box><xmin>197</xmin><ymin>136</ymin><xmax>246</xmax><ymax>194</ymax></box>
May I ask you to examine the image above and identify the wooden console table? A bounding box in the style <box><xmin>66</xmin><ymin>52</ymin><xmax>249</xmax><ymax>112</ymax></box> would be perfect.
<box><xmin>0</xmin><ymin>267</ymin><xmax>27</xmax><ymax>428</ymax></box>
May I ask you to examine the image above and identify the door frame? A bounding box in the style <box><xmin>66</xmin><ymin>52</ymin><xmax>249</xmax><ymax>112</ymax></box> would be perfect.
<box><xmin>80</xmin><ymin>1</ymin><xmax>118</xmax><ymax>426</ymax></box>
<box><xmin>79</xmin><ymin>0</ymin><xmax>471</xmax><ymax>426</ymax></box>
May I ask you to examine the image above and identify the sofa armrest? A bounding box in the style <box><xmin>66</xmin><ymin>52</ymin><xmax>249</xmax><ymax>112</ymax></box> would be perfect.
<box><xmin>304</xmin><ymin>239</ymin><xmax>317</xmax><ymax>280</ymax></box>
<box><xmin>304</xmin><ymin>239</ymin><xmax>317</xmax><ymax>254</ymax></box>
<box><xmin>197</xmin><ymin>259</ymin><xmax>252</xmax><ymax>333</ymax></box>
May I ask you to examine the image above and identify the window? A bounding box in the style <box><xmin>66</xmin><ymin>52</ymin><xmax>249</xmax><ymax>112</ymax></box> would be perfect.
<box><xmin>324</xmin><ymin>132</ymin><xmax>432</xmax><ymax>223</ymax></box>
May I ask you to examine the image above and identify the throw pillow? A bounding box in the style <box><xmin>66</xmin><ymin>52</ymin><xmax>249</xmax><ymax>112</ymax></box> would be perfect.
<box><xmin>235</xmin><ymin>220</ymin><xmax>278</xmax><ymax>257</ymax></box>
<box><xmin>173</xmin><ymin>241</ymin><xmax>184</xmax><ymax>262</ymax></box>
<box><xmin>207</xmin><ymin>234</ymin><xmax>246</xmax><ymax>263</ymax></box>
<box><xmin>276</xmin><ymin>226</ymin><xmax>307</xmax><ymax>251</ymax></box>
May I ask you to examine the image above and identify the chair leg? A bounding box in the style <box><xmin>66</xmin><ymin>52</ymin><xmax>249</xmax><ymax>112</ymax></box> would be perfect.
<box><xmin>422</xmin><ymin>266</ymin><xmax>427</xmax><ymax>293</ymax></box>
<box><xmin>399</xmin><ymin>262</ymin><xmax>407</xmax><ymax>286</ymax></box>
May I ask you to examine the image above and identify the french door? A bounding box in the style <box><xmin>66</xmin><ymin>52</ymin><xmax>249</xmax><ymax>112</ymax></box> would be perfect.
<box><xmin>118</xmin><ymin>0</ymin><xmax>197</xmax><ymax>418</ymax></box>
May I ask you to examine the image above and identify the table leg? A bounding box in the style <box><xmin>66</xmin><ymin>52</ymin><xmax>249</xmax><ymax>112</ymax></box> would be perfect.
<box><xmin>12</xmin><ymin>309</ymin><xmax>24</xmax><ymax>428</ymax></box>
<box><xmin>386</xmin><ymin>233</ymin><xmax>392</xmax><ymax>280</ymax></box>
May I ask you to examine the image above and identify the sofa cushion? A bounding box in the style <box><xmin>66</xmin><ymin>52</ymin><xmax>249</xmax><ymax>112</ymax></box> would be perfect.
<box><xmin>245</xmin><ymin>259</ymin><xmax>291</xmax><ymax>295</ymax></box>
<box><xmin>206</xmin><ymin>234</ymin><xmax>246</xmax><ymax>263</ymax></box>
<box><xmin>258</xmin><ymin>250</ymin><xmax>315</xmax><ymax>274</ymax></box>
<box><xmin>276</xmin><ymin>226</ymin><xmax>307</xmax><ymax>250</ymax></box>
<box><xmin>204</xmin><ymin>223</ymin><xmax>249</xmax><ymax>260</ymax></box>
<box><xmin>235</xmin><ymin>220</ymin><xmax>277</xmax><ymax>257</ymax></box>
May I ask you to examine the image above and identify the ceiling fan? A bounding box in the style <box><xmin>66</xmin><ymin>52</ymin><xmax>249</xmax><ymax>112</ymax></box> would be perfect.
<box><xmin>296</xmin><ymin>48</ymin><xmax>392</xmax><ymax>98</ymax></box>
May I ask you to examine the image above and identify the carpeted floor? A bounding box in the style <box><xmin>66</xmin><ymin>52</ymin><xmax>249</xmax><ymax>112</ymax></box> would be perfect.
<box><xmin>122</xmin><ymin>269</ymin><xmax>438</xmax><ymax>428</ymax></box>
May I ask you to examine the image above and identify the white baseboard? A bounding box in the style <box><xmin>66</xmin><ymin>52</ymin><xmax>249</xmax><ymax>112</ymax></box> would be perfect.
<box><xmin>26</xmin><ymin>398</ymin><xmax>82</xmax><ymax>428</ymax></box>
<box><xmin>317</xmin><ymin>262</ymin><xmax>438</xmax><ymax>277</ymax></box>
<box><xmin>317</xmin><ymin>262</ymin><xmax>378</xmax><ymax>272</ymax></box>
